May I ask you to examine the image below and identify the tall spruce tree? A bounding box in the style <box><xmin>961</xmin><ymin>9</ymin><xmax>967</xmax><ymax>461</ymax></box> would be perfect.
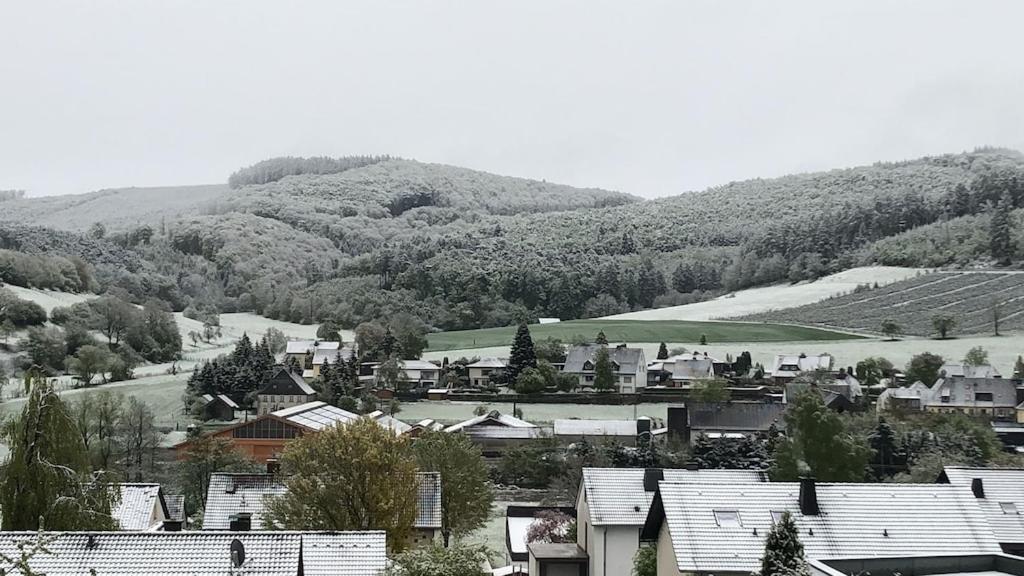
<box><xmin>595</xmin><ymin>330</ymin><xmax>609</xmax><ymax>345</ymax></box>
<box><xmin>990</xmin><ymin>192</ymin><xmax>1015</xmax><ymax>265</ymax></box>
<box><xmin>656</xmin><ymin>342</ymin><xmax>669</xmax><ymax>360</ymax></box>
<box><xmin>593</xmin><ymin>346</ymin><xmax>615</xmax><ymax>391</ymax></box>
<box><xmin>760</xmin><ymin>511</ymin><xmax>808</xmax><ymax>576</ymax></box>
<box><xmin>507</xmin><ymin>323</ymin><xmax>537</xmax><ymax>383</ymax></box>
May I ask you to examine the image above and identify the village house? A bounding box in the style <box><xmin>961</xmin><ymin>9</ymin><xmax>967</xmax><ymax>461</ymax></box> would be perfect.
<box><xmin>810</xmin><ymin>552</ymin><xmax>1024</xmax><ymax>576</ymax></box>
<box><xmin>196</xmin><ymin>393</ymin><xmax>239</xmax><ymax>421</ymax></box>
<box><xmin>505</xmin><ymin>505</ymin><xmax>577</xmax><ymax>568</ymax></box>
<box><xmin>203</xmin><ymin>471</ymin><xmax>443</xmax><ymax>547</ymax></box>
<box><xmin>937</xmin><ymin>466</ymin><xmax>1024</xmax><ymax>556</ymax></box>
<box><xmin>176</xmin><ymin>401</ymin><xmax>410</xmax><ymax>463</ymax></box>
<box><xmin>770</xmin><ymin>352</ymin><xmax>833</xmax><ymax>384</ymax></box>
<box><xmin>0</xmin><ymin>531</ymin><xmax>387</xmax><ymax>575</ymax></box>
<box><xmin>367</xmin><ymin>359</ymin><xmax>441</xmax><ymax>389</ymax></box>
<box><xmin>466</xmin><ymin>357</ymin><xmax>506</xmax><ymax>387</ymax></box>
<box><xmin>666</xmin><ymin>402</ymin><xmax>786</xmax><ymax>444</ymax></box>
<box><xmin>576</xmin><ymin>467</ymin><xmax>768</xmax><ymax>576</ymax></box>
<box><xmin>923</xmin><ymin>364</ymin><xmax>1020</xmax><ymax>419</ymax></box>
<box><xmin>256</xmin><ymin>367</ymin><xmax>317</xmax><ymax>415</ymax></box>
<box><xmin>112</xmin><ymin>483</ymin><xmax>182</xmax><ymax>531</ymax></box>
<box><xmin>641</xmin><ymin>479</ymin><xmax>1001</xmax><ymax>576</ymax></box>
<box><xmin>647</xmin><ymin>352</ymin><xmax>723</xmax><ymax>387</ymax></box>
<box><xmin>445</xmin><ymin>410</ymin><xmax>542</xmax><ymax>457</ymax></box>
<box><xmin>563</xmin><ymin>344</ymin><xmax>647</xmax><ymax>393</ymax></box>
<box><xmin>553</xmin><ymin>417</ymin><xmax>653</xmax><ymax>446</ymax></box>
<box><xmin>876</xmin><ymin>381</ymin><xmax>931</xmax><ymax>412</ymax></box>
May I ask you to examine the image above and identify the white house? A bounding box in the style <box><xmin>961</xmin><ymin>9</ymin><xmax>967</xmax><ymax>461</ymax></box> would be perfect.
<box><xmin>563</xmin><ymin>344</ymin><xmax>647</xmax><ymax>393</ymax></box>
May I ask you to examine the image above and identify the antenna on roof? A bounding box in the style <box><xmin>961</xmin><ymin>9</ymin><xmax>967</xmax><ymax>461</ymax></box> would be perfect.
<box><xmin>230</xmin><ymin>539</ymin><xmax>246</xmax><ymax>568</ymax></box>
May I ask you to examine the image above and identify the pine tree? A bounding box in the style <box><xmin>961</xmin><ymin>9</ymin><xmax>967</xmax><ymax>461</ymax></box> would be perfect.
<box><xmin>760</xmin><ymin>511</ymin><xmax>808</xmax><ymax>576</ymax></box>
<box><xmin>1015</xmin><ymin>355</ymin><xmax>1024</xmax><ymax>379</ymax></box>
<box><xmin>595</xmin><ymin>330</ymin><xmax>609</xmax><ymax>346</ymax></box>
<box><xmin>656</xmin><ymin>342</ymin><xmax>669</xmax><ymax>360</ymax></box>
<box><xmin>868</xmin><ymin>417</ymin><xmax>901</xmax><ymax>480</ymax></box>
<box><xmin>990</xmin><ymin>192</ymin><xmax>1015</xmax><ymax>265</ymax></box>
<box><xmin>593</xmin><ymin>347</ymin><xmax>615</xmax><ymax>391</ymax></box>
<box><xmin>507</xmin><ymin>323</ymin><xmax>537</xmax><ymax>383</ymax></box>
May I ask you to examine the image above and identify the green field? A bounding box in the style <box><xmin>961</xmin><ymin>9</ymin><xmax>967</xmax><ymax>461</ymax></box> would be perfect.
<box><xmin>426</xmin><ymin>319</ymin><xmax>861</xmax><ymax>351</ymax></box>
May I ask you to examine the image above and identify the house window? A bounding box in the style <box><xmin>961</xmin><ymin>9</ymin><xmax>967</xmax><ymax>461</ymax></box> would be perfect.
<box><xmin>940</xmin><ymin>395</ymin><xmax>950</xmax><ymax>403</ymax></box>
<box><xmin>1000</xmin><ymin>502</ymin><xmax>1019</xmax><ymax>515</ymax></box>
<box><xmin>770</xmin><ymin>510</ymin><xmax>787</xmax><ymax>524</ymax></box>
<box><xmin>975</xmin><ymin>392</ymin><xmax>994</xmax><ymax>402</ymax></box>
<box><xmin>584</xmin><ymin>375</ymin><xmax>595</xmax><ymax>382</ymax></box>
<box><xmin>623</xmin><ymin>376</ymin><xmax>633</xmax><ymax>384</ymax></box>
<box><xmin>713</xmin><ymin>510</ymin><xmax>742</xmax><ymax>527</ymax></box>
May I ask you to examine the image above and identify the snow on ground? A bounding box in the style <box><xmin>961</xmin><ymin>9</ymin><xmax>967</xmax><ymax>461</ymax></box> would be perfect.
<box><xmin>600</xmin><ymin>266</ymin><xmax>925</xmax><ymax>321</ymax></box>
<box><xmin>2</xmin><ymin>285</ymin><xmax>94</xmax><ymax>313</ymax></box>
<box><xmin>423</xmin><ymin>334</ymin><xmax>1023</xmax><ymax>378</ymax></box>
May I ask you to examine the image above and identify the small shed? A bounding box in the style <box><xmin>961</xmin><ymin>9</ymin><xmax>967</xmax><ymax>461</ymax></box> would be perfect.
<box><xmin>200</xmin><ymin>394</ymin><xmax>239</xmax><ymax>421</ymax></box>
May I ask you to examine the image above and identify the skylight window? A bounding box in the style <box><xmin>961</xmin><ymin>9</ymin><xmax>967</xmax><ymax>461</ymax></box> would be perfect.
<box><xmin>714</xmin><ymin>510</ymin><xmax>742</xmax><ymax>527</ymax></box>
<box><xmin>1000</xmin><ymin>502</ymin><xmax>1018</xmax><ymax>515</ymax></box>
<box><xmin>770</xmin><ymin>510</ymin><xmax>787</xmax><ymax>524</ymax></box>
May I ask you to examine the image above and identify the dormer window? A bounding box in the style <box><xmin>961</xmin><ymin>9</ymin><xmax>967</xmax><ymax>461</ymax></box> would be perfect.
<box><xmin>1000</xmin><ymin>502</ymin><xmax>1018</xmax><ymax>515</ymax></box>
<box><xmin>583</xmin><ymin>361</ymin><xmax>594</xmax><ymax>371</ymax></box>
<box><xmin>975</xmin><ymin>392</ymin><xmax>993</xmax><ymax>402</ymax></box>
<box><xmin>714</xmin><ymin>510</ymin><xmax>741</xmax><ymax>527</ymax></box>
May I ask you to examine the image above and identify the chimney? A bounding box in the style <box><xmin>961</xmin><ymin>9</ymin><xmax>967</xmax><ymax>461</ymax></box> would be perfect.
<box><xmin>162</xmin><ymin>520</ymin><xmax>183</xmax><ymax>532</ymax></box>
<box><xmin>684</xmin><ymin>461</ymin><xmax>699</xmax><ymax>471</ymax></box>
<box><xmin>229</xmin><ymin>513</ymin><xmax>252</xmax><ymax>531</ymax></box>
<box><xmin>971</xmin><ymin>478</ymin><xmax>985</xmax><ymax>499</ymax></box>
<box><xmin>266</xmin><ymin>458</ymin><xmax>280</xmax><ymax>474</ymax></box>
<box><xmin>643</xmin><ymin>468</ymin><xmax>664</xmax><ymax>492</ymax></box>
<box><xmin>799</xmin><ymin>477</ymin><xmax>819</xmax><ymax>515</ymax></box>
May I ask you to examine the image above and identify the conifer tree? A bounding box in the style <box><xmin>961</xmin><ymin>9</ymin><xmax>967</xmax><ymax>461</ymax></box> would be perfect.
<box><xmin>990</xmin><ymin>192</ymin><xmax>1015</xmax><ymax>264</ymax></box>
<box><xmin>868</xmin><ymin>417</ymin><xmax>901</xmax><ymax>480</ymax></box>
<box><xmin>760</xmin><ymin>511</ymin><xmax>808</xmax><ymax>576</ymax></box>
<box><xmin>507</xmin><ymin>323</ymin><xmax>537</xmax><ymax>383</ymax></box>
<box><xmin>593</xmin><ymin>346</ymin><xmax>615</xmax><ymax>391</ymax></box>
<box><xmin>657</xmin><ymin>342</ymin><xmax>669</xmax><ymax>360</ymax></box>
<box><xmin>595</xmin><ymin>330</ymin><xmax>609</xmax><ymax>346</ymax></box>
<box><xmin>1015</xmin><ymin>355</ymin><xmax>1024</xmax><ymax>379</ymax></box>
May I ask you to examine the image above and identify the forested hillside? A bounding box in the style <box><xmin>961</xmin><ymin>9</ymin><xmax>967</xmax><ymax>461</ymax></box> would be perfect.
<box><xmin>2</xmin><ymin>149</ymin><xmax>1023</xmax><ymax>332</ymax></box>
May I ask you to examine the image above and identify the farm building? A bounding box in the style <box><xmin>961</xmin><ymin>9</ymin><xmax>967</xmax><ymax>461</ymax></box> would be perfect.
<box><xmin>256</xmin><ymin>367</ymin><xmax>317</xmax><ymax>415</ymax></box>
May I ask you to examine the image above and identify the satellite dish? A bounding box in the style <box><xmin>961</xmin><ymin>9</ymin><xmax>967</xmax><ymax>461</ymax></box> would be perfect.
<box><xmin>230</xmin><ymin>539</ymin><xmax>245</xmax><ymax>568</ymax></box>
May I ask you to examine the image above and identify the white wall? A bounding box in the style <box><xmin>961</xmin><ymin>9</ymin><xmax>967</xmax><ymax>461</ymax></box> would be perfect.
<box><xmin>657</xmin><ymin>522</ymin><xmax>683</xmax><ymax>576</ymax></box>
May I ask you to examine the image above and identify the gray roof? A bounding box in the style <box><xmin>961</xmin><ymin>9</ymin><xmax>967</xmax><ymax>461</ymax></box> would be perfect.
<box><xmin>164</xmin><ymin>494</ymin><xmax>186</xmax><ymax>523</ymax></box>
<box><xmin>554</xmin><ymin>419</ymin><xmax>640</xmax><ymax>437</ymax></box>
<box><xmin>204</xmin><ymin>472</ymin><xmax>441</xmax><ymax>531</ymax></box>
<box><xmin>563</xmin><ymin>344</ymin><xmax>644</xmax><ymax>375</ymax></box>
<box><xmin>0</xmin><ymin>531</ymin><xmax>386</xmax><ymax>576</ymax></box>
<box><xmin>670</xmin><ymin>358</ymin><xmax>715</xmax><ymax>381</ymax></box>
<box><xmin>260</xmin><ymin>367</ymin><xmax>316</xmax><ymax>396</ymax></box>
<box><xmin>940</xmin><ymin>467</ymin><xmax>1024</xmax><ymax>545</ymax></box>
<box><xmin>203</xmin><ymin>473</ymin><xmax>288</xmax><ymax>530</ymax></box>
<box><xmin>466</xmin><ymin>357</ymin><xmax>506</xmax><ymax>368</ymax></box>
<box><xmin>580</xmin><ymin>468</ymin><xmax>767</xmax><ymax>526</ymax></box>
<box><xmin>653</xmin><ymin>482</ymin><xmax>1000</xmax><ymax>574</ymax></box>
<box><xmin>688</xmin><ymin>402</ymin><xmax>786</xmax><ymax>432</ymax></box>
<box><xmin>927</xmin><ymin>375</ymin><xmax>1018</xmax><ymax>409</ymax></box>
<box><xmin>112</xmin><ymin>484</ymin><xmax>163</xmax><ymax>531</ymax></box>
<box><xmin>285</xmin><ymin>340</ymin><xmax>341</xmax><ymax>355</ymax></box>
<box><xmin>444</xmin><ymin>411</ymin><xmax>536</xmax><ymax>432</ymax></box>
<box><xmin>941</xmin><ymin>363</ymin><xmax>1002</xmax><ymax>379</ymax></box>
<box><xmin>771</xmin><ymin>353</ymin><xmax>833</xmax><ymax>377</ymax></box>
<box><xmin>312</xmin><ymin>347</ymin><xmax>354</xmax><ymax>366</ymax></box>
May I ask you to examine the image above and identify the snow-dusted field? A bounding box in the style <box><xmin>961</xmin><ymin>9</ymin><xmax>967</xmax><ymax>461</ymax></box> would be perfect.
<box><xmin>2</xmin><ymin>285</ymin><xmax>95</xmax><ymax>313</ymax></box>
<box><xmin>423</xmin><ymin>334</ymin><xmax>1023</xmax><ymax>376</ymax></box>
<box><xmin>599</xmin><ymin>266</ymin><xmax>925</xmax><ymax>321</ymax></box>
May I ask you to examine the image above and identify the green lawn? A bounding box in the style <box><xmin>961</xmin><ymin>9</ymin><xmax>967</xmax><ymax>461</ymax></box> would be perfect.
<box><xmin>426</xmin><ymin>319</ymin><xmax>861</xmax><ymax>351</ymax></box>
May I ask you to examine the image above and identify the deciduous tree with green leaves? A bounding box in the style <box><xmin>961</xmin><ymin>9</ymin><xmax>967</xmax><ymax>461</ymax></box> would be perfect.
<box><xmin>384</xmin><ymin>544</ymin><xmax>490</xmax><ymax>576</ymax></box>
<box><xmin>177</xmin><ymin>435</ymin><xmax>255</xmax><ymax>513</ymax></box>
<box><xmin>265</xmin><ymin>418</ymin><xmax>420</xmax><ymax>550</ymax></box>
<box><xmin>905</xmin><ymin>352</ymin><xmax>945</xmax><ymax>386</ymax></box>
<box><xmin>0</xmin><ymin>377</ymin><xmax>119</xmax><ymax>530</ymax></box>
<box><xmin>413</xmin><ymin>431</ymin><xmax>494</xmax><ymax>547</ymax></box>
<box><xmin>931</xmin><ymin>314</ymin><xmax>956</xmax><ymax>339</ymax></box>
<box><xmin>770</xmin><ymin>390</ymin><xmax>871</xmax><ymax>482</ymax></box>
<box><xmin>963</xmin><ymin>346</ymin><xmax>989</xmax><ymax>367</ymax></box>
<box><xmin>880</xmin><ymin>319</ymin><xmax>902</xmax><ymax>341</ymax></box>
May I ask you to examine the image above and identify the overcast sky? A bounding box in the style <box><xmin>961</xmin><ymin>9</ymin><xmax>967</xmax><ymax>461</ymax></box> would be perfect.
<box><xmin>2</xmin><ymin>1</ymin><xmax>1023</xmax><ymax>199</ymax></box>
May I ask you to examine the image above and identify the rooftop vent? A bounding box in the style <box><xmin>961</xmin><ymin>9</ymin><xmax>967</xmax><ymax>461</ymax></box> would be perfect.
<box><xmin>799</xmin><ymin>477</ymin><xmax>819</xmax><ymax>516</ymax></box>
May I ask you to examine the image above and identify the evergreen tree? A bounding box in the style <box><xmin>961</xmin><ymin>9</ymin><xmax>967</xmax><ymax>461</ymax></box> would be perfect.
<box><xmin>593</xmin><ymin>346</ymin><xmax>615</xmax><ymax>391</ymax></box>
<box><xmin>868</xmin><ymin>417</ymin><xmax>902</xmax><ymax>480</ymax></box>
<box><xmin>0</xmin><ymin>377</ymin><xmax>118</xmax><ymax>530</ymax></box>
<box><xmin>595</xmin><ymin>330</ymin><xmax>609</xmax><ymax>346</ymax></box>
<box><xmin>507</xmin><ymin>323</ymin><xmax>537</xmax><ymax>383</ymax></box>
<box><xmin>990</xmin><ymin>192</ymin><xmax>1015</xmax><ymax>264</ymax></box>
<box><xmin>734</xmin><ymin>351</ymin><xmax>753</xmax><ymax>376</ymax></box>
<box><xmin>760</xmin><ymin>511</ymin><xmax>808</xmax><ymax>576</ymax></box>
<box><xmin>1014</xmin><ymin>355</ymin><xmax>1024</xmax><ymax>379</ymax></box>
<box><xmin>656</xmin><ymin>342</ymin><xmax>669</xmax><ymax>360</ymax></box>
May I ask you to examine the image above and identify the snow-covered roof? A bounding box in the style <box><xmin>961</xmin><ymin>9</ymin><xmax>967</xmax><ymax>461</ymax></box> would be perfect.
<box><xmin>445</xmin><ymin>411</ymin><xmax>536</xmax><ymax>432</ymax></box>
<box><xmin>553</xmin><ymin>419</ymin><xmax>640</xmax><ymax>437</ymax></box>
<box><xmin>466</xmin><ymin>357</ymin><xmax>506</xmax><ymax>369</ymax></box>
<box><xmin>112</xmin><ymin>484</ymin><xmax>164</xmax><ymax>531</ymax></box>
